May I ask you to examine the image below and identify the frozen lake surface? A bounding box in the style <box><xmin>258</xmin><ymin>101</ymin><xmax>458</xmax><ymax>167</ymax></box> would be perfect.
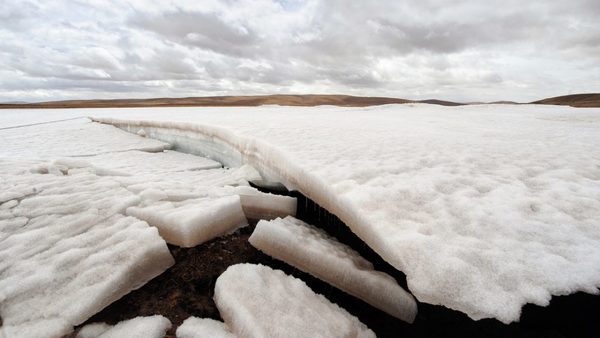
<box><xmin>1</xmin><ymin>103</ymin><xmax>599</xmax><ymax>324</ymax></box>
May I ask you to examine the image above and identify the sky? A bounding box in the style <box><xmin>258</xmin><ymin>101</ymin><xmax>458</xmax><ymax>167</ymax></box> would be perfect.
<box><xmin>0</xmin><ymin>0</ymin><xmax>599</xmax><ymax>103</ymax></box>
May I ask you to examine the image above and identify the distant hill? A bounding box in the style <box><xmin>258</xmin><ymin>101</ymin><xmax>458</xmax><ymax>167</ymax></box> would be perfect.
<box><xmin>532</xmin><ymin>93</ymin><xmax>600</xmax><ymax>108</ymax></box>
<box><xmin>417</xmin><ymin>99</ymin><xmax>465</xmax><ymax>106</ymax></box>
<box><xmin>0</xmin><ymin>94</ymin><xmax>466</xmax><ymax>109</ymax></box>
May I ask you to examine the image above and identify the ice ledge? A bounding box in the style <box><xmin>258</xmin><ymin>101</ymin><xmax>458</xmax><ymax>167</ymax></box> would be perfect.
<box><xmin>90</xmin><ymin>117</ymin><xmax>400</xmax><ymax>279</ymax></box>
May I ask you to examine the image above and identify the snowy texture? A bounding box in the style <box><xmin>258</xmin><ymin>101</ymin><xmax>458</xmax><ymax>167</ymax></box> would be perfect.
<box><xmin>176</xmin><ymin>317</ymin><xmax>235</xmax><ymax>338</ymax></box>
<box><xmin>76</xmin><ymin>316</ymin><xmax>171</xmax><ymax>338</ymax></box>
<box><xmin>127</xmin><ymin>195</ymin><xmax>248</xmax><ymax>247</ymax></box>
<box><xmin>250</xmin><ymin>216</ymin><xmax>417</xmax><ymax>322</ymax></box>
<box><xmin>0</xmin><ymin>163</ymin><xmax>174</xmax><ymax>338</ymax></box>
<box><xmin>3</xmin><ymin>104</ymin><xmax>600</xmax><ymax>323</ymax></box>
<box><xmin>0</xmin><ymin>118</ymin><xmax>168</xmax><ymax>158</ymax></box>
<box><xmin>214</xmin><ymin>263</ymin><xmax>375</xmax><ymax>338</ymax></box>
<box><xmin>85</xmin><ymin>103</ymin><xmax>600</xmax><ymax>323</ymax></box>
<box><xmin>0</xmin><ymin>118</ymin><xmax>269</xmax><ymax>337</ymax></box>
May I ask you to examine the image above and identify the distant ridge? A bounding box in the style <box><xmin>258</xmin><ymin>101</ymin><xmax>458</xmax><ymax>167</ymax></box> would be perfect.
<box><xmin>532</xmin><ymin>93</ymin><xmax>600</xmax><ymax>108</ymax></box>
<box><xmin>0</xmin><ymin>94</ymin><xmax>464</xmax><ymax>109</ymax></box>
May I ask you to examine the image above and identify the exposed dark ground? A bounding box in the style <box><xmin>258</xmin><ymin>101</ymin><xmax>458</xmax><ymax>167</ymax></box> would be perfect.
<box><xmin>79</xmin><ymin>191</ymin><xmax>600</xmax><ymax>338</ymax></box>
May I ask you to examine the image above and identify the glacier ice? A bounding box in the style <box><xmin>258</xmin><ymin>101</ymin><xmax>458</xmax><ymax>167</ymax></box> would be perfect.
<box><xmin>176</xmin><ymin>317</ymin><xmax>235</xmax><ymax>338</ymax></box>
<box><xmin>76</xmin><ymin>315</ymin><xmax>171</xmax><ymax>338</ymax></box>
<box><xmin>249</xmin><ymin>216</ymin><xmax>417</xmax><ymax>322</ymax></box>
<box><xmin>214</xmin><ymin>263</ymin><xmax>375</xmax><ymax>338</ymax></box>
<box><xmin>85</xmin><ymin>104</ymin><xmax>600</xmax><ymax>323</ymax></box>
<box><xmin>126</xmin><ymin>195</ymin><xmax>248</xmax><ymax>247</ymax></box>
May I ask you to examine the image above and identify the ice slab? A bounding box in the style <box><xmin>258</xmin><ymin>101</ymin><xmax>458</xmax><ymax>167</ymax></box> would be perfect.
<box><xmin>0</xmin><ymin>163</ymin><xmax>174</xmax><ymax>338</ymax></box>
<box><xmin>250</xmin><ymin>216</ymin><xmax>417</xmax><ymax>322</ymax></box>
<box><xmin>76</xmin><ymin>315</ymin><xmax>171</xmax><ymax>338</ymax></box>
<box><xmin>176</xmin><ymin>317</ymin><xmax>235</xmax><ymax>338</ymax></box>
<box><xmin>220</xmin><ymin>186</ymin><xmax>296</xmax><ymax>220</ymax></box>
<box><xmin>126</xmin><ymin>195</ymin><xmax>248</xmax><ymax>247</ymax></box>
<box><xmin>86</xmin><ymin>104</ymin><xmax>600</xmax><ymax>323</ymax></box>
<box><xmin>214</xmin><ymin>263</ymin><xmax>375</xmax><ymax>338</ymax></box>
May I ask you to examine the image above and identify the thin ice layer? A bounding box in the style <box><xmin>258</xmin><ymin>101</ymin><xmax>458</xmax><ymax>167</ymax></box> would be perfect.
<box><xmin>0</xmin><ymin>118</ymin><xmax>168</xmax><ymax>158</ymax></box>
<box><xmin>86</xmin><ymin>104</ymin><xmax>600</xmax><ymax>323</ymax></box>
<box><xmin>79</xmin><ymin>150</ymin><xmax>222</xmax><ymax>176</ymax></box>
<box><xmin>176</xmin><ymin>317</ymin><xmax>235</xmax><ymax>338</ymax></box>
<box><xmin>215</xmin><ymin>263</ymin><xmax>375</xmax><ymax>338</ymax></box>
<box><xmin>249</xmin><ymin>216</ymin><xmax>417</xmax><ymax>322</ymax></box>
<box><xmin>0</xmin><ymin>164</ymin><xmax>174</xmax><ymax>338</ymax></box>
<box><xmin>76</xmin><ymin>315</ymin><xmax>171</xmax><ymax>338</ymax></box>
<box><xmin>126</xmin><ymin>195</ymin><xmax>248</xmax><ymax>247</ymax></box>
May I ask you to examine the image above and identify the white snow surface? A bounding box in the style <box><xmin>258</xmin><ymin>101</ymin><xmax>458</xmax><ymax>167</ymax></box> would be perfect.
<box><xmin>2</xmin><ymin>104</ymin><xmax>600</xmax><ymax>323</ymax></box>
<box><xmin>0</xmin><ymin>162</ymin><xmax>174</xmax><ymax>338</ymax></box>
<box><xmin>250</xmin><ymin>216</ymin><xmax>417</xmax><ymax>322</ymax></box>
<box><xmin>76</xmin><ymin>315</ymin><xmax>171</xmax><ymax>338</ymax></box>
<box><xmin>215</xmin><ymin>263</ymin><xmax>375</xmax><ymax>338</ymax></box>
<box><xmin>0</xmin><ymin>117</ymin><xmax>273</xmax><ymax>337</ymax></box>
<box><xmin>176</xmin><ymin>317</ymin><xmax>235</xmax><ymax>338</ymax></box>
<box><xmin>0</xmin><ymin>118</ymin><xmax>168</xmax><ymax>158</ymax></box>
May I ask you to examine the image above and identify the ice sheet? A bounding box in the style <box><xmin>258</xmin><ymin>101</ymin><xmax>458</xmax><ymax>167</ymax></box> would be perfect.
<box><xmin>3</xmin><ymin>104</ymin><xmax>600</xmax><ymax>322</ymax></box>
<box><xmin>78</xmin><ymin>150</ymin><xmax>222</xmax><ymax>175</ymax></box>
<box><xmin>0</xmin><ymin>118</ymin><xmax>168</xmax><ymax>158</ymax></box>
<box><xmin>176</xmin><ymin>317</ymin><xmax>235</xmax><ymax>338</ymax></box>
<box><xmin>214</xmin><ymin>263</ymin><xmax>375</xmax><ymax>338</ymax></box>
<box><xmin>76</xmin><ymin>315</ymin><xmax>171</xmax><ymax>338</ymax></box>
<box><xmin>0</xmin><ymin>164</ymin><xmax>174</xmax><ymax>338</ymax></box>
<box><xmin>250</xmin><ymin>216</ymin><xmax>417</xmax><ymax>322</ymax></box>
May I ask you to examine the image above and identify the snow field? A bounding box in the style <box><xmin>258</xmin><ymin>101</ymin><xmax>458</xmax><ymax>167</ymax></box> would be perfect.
<box><xmin>176</xmin><ymin>317</ymin><xmax>235</xmax><ymax>338</ymax></box>
<box><xmin>214</xmin><ymin>263</ymin><xmax>376</xmax><ymax>338</ymax></box>
<box><xmin>249</xmin><ymin>216</ymin><xmax>417</xmax><ymax>323</ymax></box>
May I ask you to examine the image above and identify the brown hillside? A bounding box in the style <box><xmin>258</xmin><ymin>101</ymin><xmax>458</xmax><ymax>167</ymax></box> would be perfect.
<box><xmin>0</xmin><ymin>95</ymin><xmax>415</xmax><ymax>109</ymax></box>
<box><xmin>533</xmin><ymin>93</ymin><xmax>600</xmax><ymax>108</ymax></box>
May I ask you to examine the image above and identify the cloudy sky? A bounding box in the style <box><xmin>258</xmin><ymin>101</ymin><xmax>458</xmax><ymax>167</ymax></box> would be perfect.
<box><xmin>1</xmin><ymin>0</ymin><xmax>599</xmax><ymax>103</ymax></box>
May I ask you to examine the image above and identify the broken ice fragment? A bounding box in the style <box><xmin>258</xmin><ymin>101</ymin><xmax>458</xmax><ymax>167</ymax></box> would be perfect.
<box><xmin>126</xmin><ymin>195</ymin><xmax>248</xmax><ymax>247</ymax></box>
<box><xmin>214</xmin><ymin>263</ymin><xmax>375</xmax><ymax>338</ymax></box>
<box><xmin>249</xmin><ymin>216</ymin><xmax>417</xmax><ymax>323</ymax></box>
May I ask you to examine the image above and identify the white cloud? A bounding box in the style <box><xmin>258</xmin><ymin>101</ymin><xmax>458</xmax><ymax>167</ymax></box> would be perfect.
<box><xmin>0</xmin><ymin>0</ymin><xmax>598</xmax><ymax>102</ymax></box>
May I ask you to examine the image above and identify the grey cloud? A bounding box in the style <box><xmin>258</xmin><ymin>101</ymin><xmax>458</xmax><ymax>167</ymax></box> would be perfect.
<box><xmin>0</xmin><ymin>0</ymin><xmax>599</xmax><ymax>103</ymax></box>
<box><xmin>131</xmin><ymin>10</ymin><xmax>259</xmax><ymax>58</ymax></box>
